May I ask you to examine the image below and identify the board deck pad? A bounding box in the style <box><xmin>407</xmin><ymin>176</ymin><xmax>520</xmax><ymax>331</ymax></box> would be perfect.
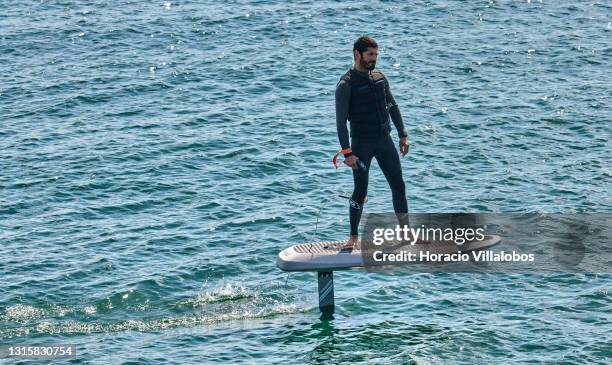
<box><xmin>277</xmin><ymin>235</ymin><xmax>501</xmax><ymax>271</ymax></box>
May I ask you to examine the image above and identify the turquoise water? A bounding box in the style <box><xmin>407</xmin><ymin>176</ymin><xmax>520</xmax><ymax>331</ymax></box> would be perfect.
<box><xmin>1</xmin><ymin>1</ymin><xmax>611</xmax><ymax>364</ymax></box>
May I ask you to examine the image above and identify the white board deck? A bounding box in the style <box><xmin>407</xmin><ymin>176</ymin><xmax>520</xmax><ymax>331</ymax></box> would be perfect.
<box><xmin>277</xmin><ymin>235</ymin><xmax>501</xmax><ymax>272</ymax></box>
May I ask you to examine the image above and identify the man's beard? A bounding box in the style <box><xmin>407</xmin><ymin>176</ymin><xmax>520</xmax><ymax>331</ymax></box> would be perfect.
<box><xmin>361</xmin><ymin>59</ymin><xmax>376</xmax><ymax>70</ymax></box>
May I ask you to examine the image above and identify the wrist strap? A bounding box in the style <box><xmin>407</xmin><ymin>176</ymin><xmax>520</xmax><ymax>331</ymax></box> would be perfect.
<box><xmin>332</xmin><ymin>148</ymin><xmax>353</xmax><ymax>169</ymax></box>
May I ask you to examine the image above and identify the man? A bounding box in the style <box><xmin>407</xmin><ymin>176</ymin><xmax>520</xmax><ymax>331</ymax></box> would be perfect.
<box><xmin>335</xmin><ymin>36</ymin><xmax>410</xmax><ymax>251</ymax></box>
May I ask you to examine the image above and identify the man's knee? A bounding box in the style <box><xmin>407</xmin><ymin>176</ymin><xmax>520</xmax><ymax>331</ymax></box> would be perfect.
<box><xmin>349</xmin><ymin>193</ymin><xmax>367</xmax><ymax>210</ymax></box>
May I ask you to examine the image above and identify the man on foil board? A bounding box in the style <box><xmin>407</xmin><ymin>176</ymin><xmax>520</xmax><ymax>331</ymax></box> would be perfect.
<box><xmin>334</xmin><ymin>36</ymin><xmax>411</xmax><ymax>251</ymax></box>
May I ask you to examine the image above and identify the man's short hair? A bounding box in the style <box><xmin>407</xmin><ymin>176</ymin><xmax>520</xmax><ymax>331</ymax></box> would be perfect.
<box><xmin>353</xmin><ymin>36</ymin><xmax>378</xmax><ymax>56</ymax></box>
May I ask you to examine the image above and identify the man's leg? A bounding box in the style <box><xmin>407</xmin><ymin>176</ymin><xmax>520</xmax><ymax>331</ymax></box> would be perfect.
<box><xmin>377</xmin><ymin>135</ymin><xmax>431</xmax><ymax>245</ymax></box>
<box><xmin>375</xmin><ymin>135</ymin><xmax>414</xmax><ymax>243</ymax></box>
<box><xmin>343</xmin><ymin>138</ymin><xmax>373</xmax><ymax>250</ymax></box>
<box><xmin>349</xmin><ymin>159</ymin><xmax>370</xmax><ymax>235</ymax></box>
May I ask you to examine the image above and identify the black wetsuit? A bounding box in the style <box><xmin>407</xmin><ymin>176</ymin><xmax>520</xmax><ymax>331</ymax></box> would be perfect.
<box><xmin>335</xmin><ymin>67</ymin><xmax>409</xmax><ymax>236</ymax></box>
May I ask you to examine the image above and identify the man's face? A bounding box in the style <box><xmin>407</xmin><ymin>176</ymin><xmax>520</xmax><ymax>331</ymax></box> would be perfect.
<box><xmin>357</xmin><ymin>47</ymin><xmax>378</xmax><ymax>70</ymax></box>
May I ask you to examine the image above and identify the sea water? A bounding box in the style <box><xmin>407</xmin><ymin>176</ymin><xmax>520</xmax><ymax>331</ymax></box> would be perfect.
<box><xmin>1</xmin><ymin>1</ymin><xmax>610</xmax><ymax>363</ymax></box>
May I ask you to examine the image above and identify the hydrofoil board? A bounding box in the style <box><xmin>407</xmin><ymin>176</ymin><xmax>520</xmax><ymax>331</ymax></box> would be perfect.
<box><xmin>277</xmin><ymin>235</ymin><xmax>501</xmax><ymax>272</ymax></box>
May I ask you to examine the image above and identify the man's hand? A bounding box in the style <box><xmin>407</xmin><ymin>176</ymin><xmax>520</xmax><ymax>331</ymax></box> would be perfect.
<box><xmin>399</xmin><ymin>137</ymin><xmax>410</xmax><ymax>157</ymax></box>
<box><xmin>344</xmin><ymin>155</ymin><xmax>359</xmax><ymax>170</ymax></box>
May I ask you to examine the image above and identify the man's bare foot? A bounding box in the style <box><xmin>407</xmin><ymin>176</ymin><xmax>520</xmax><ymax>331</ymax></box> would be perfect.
<box><xmin>340</xmin><ymin>235</ymin><xmax>359</xmax><ymax>252</ymax></box>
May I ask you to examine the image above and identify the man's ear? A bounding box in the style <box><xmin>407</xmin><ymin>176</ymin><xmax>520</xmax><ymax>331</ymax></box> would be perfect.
<box><xmin>353</xmin><ymin>49</ymin><xmax>360</xmax><ymax>61</ymax></box>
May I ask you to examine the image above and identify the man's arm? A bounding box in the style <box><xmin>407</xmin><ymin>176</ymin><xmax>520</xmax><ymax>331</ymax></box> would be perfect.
<box><xmin>335</xmin><ymin>79</ymin><xmax>351</xmax><ymax>151</ymax></box>
<box><xmin>382</xmin><ymin>73</ymin><xmax>408</xmax><ymax>139</ymax></box>
<box><xmin>335</xmin><ymin>79</ymin><xmax>359</xmax><ymax>168</ymax></box>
